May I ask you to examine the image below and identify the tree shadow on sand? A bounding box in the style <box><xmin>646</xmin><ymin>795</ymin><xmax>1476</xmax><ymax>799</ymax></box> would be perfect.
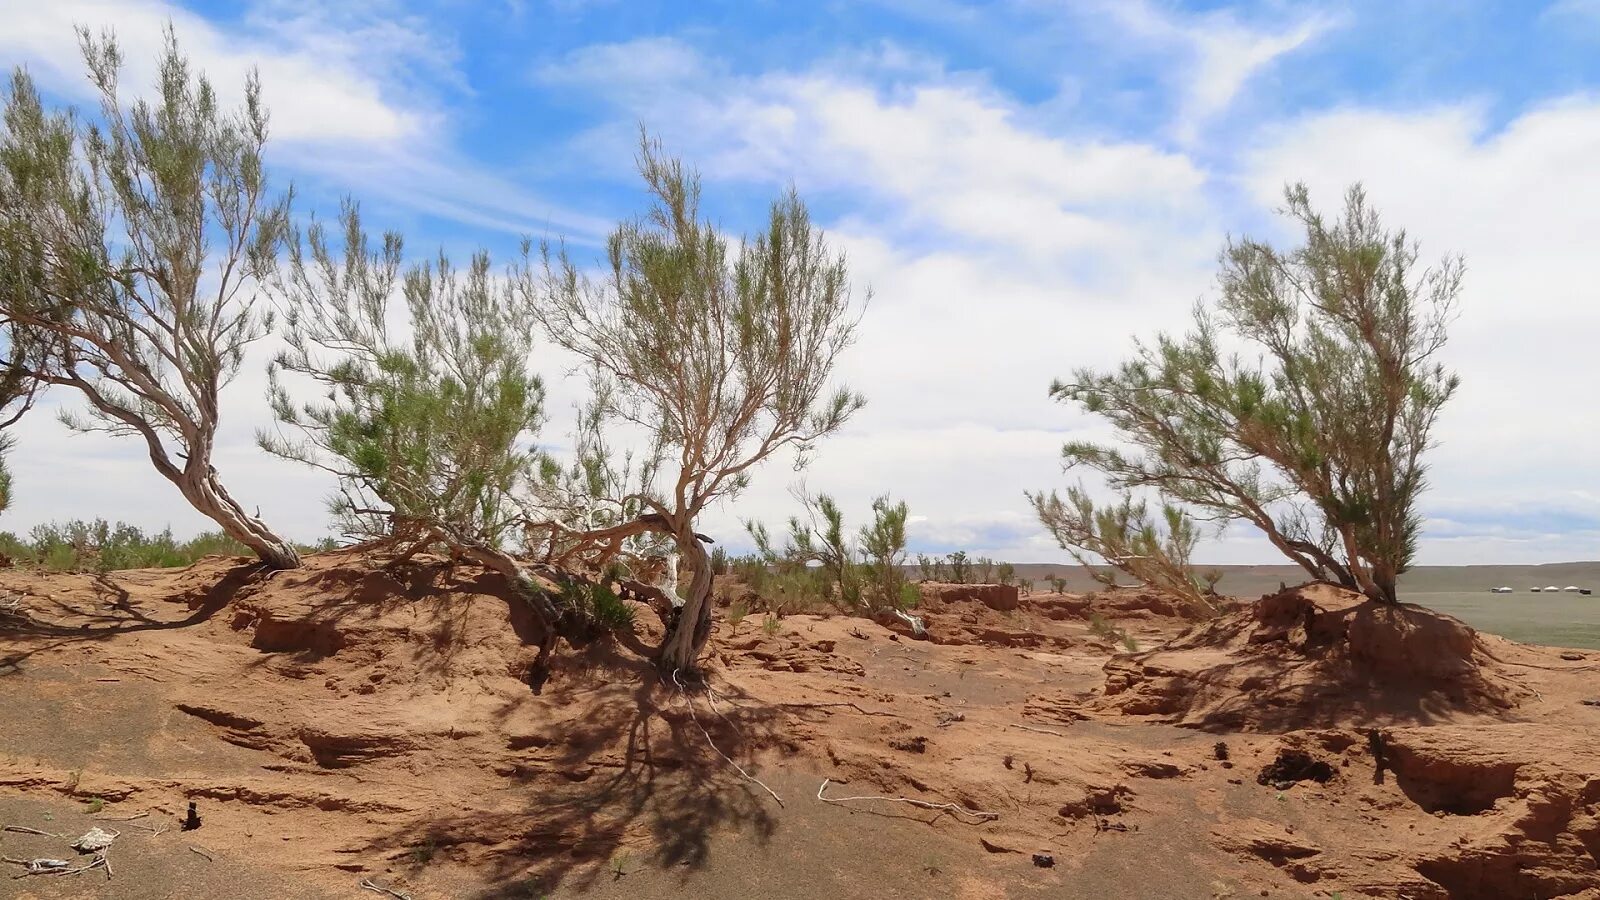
<box><xmin>0</xmin><ymin>563</ymin><xmax>264</xmax><ymax>672</ymax></box>
<box><xmin>367</xmin><ymin>648</ymin><xmax>789</xmax><ymax>898</ymax></box>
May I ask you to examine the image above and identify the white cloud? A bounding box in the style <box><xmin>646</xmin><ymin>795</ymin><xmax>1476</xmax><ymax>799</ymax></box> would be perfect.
<box><xmin>0</xmin><ymin>0</ymin><xmax>426</xmax><ymax>144</ymax></box>
<box><xmin>1244</xmin><ymin>97</ymin><xmax>1600</xmax><ymax>562</ymax></box>
<box><xmin>1086</xmin><ymin>0</ymin><xmax>1337</xmax><ymax>144</ymax></box>
<box><xmin>534</xmin><ymin>39</ymin><xmax>1231</xmax><ymax>562</ymax></box>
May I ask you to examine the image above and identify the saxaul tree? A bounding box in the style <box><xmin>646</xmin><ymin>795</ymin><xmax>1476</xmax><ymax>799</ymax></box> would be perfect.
<box><xmin>1049</xmin><ymin>184</ymin><xmax>1460</xmax><ymax>604</ymax></box>
<box><xmin>1028</xmin><ymin>484</ymin><xmax>1221</xmax><ymax>614</ymax></box>
<box><xmin>259</xmin><ymin>203</ymin><xmax>593</xmax><ymax>683</ymax></box>
<box><xmin>529</xmin><ymin>138</ymin><xmax>865</xmax><ymax>672</ymax></box>
<box><xmin>0</xmin><ymin>321</ymin><xmax>43</xmax><ymax>514</ymax></box>
<box><xmin>0</xmin><ymin>29</ymin><xmax>300</xmax><ymax>567</ymax></box>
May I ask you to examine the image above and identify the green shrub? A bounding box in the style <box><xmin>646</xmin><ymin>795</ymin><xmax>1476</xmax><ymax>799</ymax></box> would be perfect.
<box><xmin>562</xmin><ymin>580</ymin><xmax>635</xmax><ymax>633</ymax></box>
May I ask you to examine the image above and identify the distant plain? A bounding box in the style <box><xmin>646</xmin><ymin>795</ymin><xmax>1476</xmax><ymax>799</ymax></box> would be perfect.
<box><xmin>1008</xmin><ymin>561</ymin><xmax>1600</xmax><ymax>649</ymax></box>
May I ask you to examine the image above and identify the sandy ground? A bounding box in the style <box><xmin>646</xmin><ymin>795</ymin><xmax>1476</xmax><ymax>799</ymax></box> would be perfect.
<box><xmin>0</xmin><ymin>553</ymin><xmax>1597</xmax><ymax>899</ymax></box>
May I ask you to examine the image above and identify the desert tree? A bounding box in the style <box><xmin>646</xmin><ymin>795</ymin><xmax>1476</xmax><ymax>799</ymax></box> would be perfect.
<box><xmin>996</xmin><ymin>561</ymin><xmax>1015</xmax><ymax>586</ymax></box>
<box><xmin>857</xmin><ymin>495</ymin><xmax>918</xmax><ymax>616</ymax></box>
<box><xmin>748</xmin><ymin>490</ymin><xmax>859</xmax><ymax>610</ymax></box>
<box><xmin>258</xmin><ymin>202</ymin><xmax>603</xmax><ymax>684</ymax></box>
<box><xmin>0</xmin><ymin>320</ymin><xmax>44</xmax><ymax>514</ymax></box>
<box><xmin>1048</xmin><ymin>184</ymin><xmax>1459</xmax><ymax>604</ymax></box>
<box><xmin>529</xmin><ymin>138</ymin><xmax>865</xmax><ymax>672</ymax></box>
<box><xmin>0</xmin><ymin>29</ymin><xmax>300</xmax><ymax>567</ymax></box>
<box><xmin>1029</xmin><ymin>484</ymin><xmax>1221</xmax><ymax>614</ymax></box>
<box><xmin>946</xmin><ymin>550</ymin><xmax>971</xmax><ymax>584</ymax></box>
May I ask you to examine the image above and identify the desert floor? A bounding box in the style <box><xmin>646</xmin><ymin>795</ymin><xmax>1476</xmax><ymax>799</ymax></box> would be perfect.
<box><xmin>1</xmin><ymin>553</ymin><xmax>1597</xmax><ymax>899</ymax></box>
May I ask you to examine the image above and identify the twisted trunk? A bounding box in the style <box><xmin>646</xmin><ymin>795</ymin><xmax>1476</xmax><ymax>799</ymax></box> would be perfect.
<box><xmin>459</xmin><ymin>543</ymin><xmax>563</xmax><ymax>692</ymax></box>
<box><xmin>659</xmin><ymin>529</ymin><xmax>714</xmax><ymax>673</ymax></box>
<box><xmin>173</xmin><ymin>462</ymin><xmax>301</xmax><ymax>570</ymax></box>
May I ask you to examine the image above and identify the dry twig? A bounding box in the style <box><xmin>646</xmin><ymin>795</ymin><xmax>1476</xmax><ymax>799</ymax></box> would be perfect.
<box><xmin>1009</xmin><ymin>723</ymin><xmax>1069</xmax><ymax>737</ymax></box>
<box><xmin>2</xmin><ymin>825</ymin><xmax>63</xmax><ymax>838</ymax></box>
<box><xmin>779</xmin><ymin>701</ymin><xmax>897</xmax><ymax>717</ymax></box>
<box><xmin>359</xmin><ymin>877</ymin><xmax>416</xmax><ymax>899</ymax></box>
<box><xmin>188</xmin><ymin>846</ymin><xmax>215</xmax><ymax>862</ymax></box>
<box><xmin>91</xmin><ymin>811</ymin><xmax>147</xmax><ymax>822</ymax></box>
<box><xmin>816</xmin><ymin>778</ymin><xmax>998</xmax><ymax>823</ymax></box>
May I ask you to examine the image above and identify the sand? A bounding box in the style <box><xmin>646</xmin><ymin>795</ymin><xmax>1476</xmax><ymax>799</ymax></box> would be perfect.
<box><xmin>0</xmin><ymin>552</ymin><xmax>1597</xmax><ymax>899</ymax></box>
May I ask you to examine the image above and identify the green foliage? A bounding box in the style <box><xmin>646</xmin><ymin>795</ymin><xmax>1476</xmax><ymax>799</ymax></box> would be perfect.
<box><xmin>0</xmin><ymin>520</ymin><xmax>257</xmax><ymax>572</ymax></box>
<box><xmin>746</xmin><ymin>491</ymin><xmax>916</xmax><ymax>617</ymax></box>
<box><xmin>263</xmin><ymin>203</ymin><xmax>545</xmax><ymax>551</ymax></box>
<box><xmin>560</xmin><ymin>579</ymin><xmax>635</xmax><ymax>633</ymax></box>
<box><xmin>1029</xmin><ymin>485</ymin><xmax>1220</xmax><ymax>615</ymax></box>
<box><xmin>1047</xmin><ymin>574</ymin><xmax>1069</xmax><ymax>594</ymax></box>
<box><xmin>0</xmin><ymin>27</ymin><xmax>298</xmax><ymax>566</ymax></box>
<box><xmin>1087</xmin><ymin>612</ymin><xmax>1140</xmax><ymax>653</ymax></box>
<box><xmin>1046</xmin><ymin>184</ymin><xmax>1459</xmax><ymax>604</ymax></box>
<box><xmin>996</xmin><ymin>562</ymin><xmax>1016</xmax><ymax>586</ymax></box>
<box><xmin>761</xmin><ymin>612</ymin><xmax>782</xmax><ymax>635</ymax></box>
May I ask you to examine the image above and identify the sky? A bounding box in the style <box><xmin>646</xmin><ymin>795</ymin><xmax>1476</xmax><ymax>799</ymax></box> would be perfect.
<box><xmin>1</xmin><ymin>0</ymin><xmax>1598</xmax><ymax>565</ymax></box>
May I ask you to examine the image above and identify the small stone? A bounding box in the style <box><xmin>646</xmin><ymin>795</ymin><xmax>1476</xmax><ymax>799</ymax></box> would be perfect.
<box><xmin>1032</xmin><ymin>852</ymin><xmax>1055</xmax><ymax>868</ymax></box>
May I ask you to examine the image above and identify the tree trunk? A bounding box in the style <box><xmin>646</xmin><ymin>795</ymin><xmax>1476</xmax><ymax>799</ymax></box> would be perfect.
<box><xmin>659</xmin><ymin>531</ymin><xmax>714</xmax><ymax>673</ymax></box>
<box><xmin>174</xmin><ymin>465</ymin><xmax>302</xmax><ymax>570</ymax></box>
<box><xmin>460</xmin><ymin>544</ymin><xmax>563</xmax><ymax>692</ymax></box>
<box><xmin>1368</xmin><ymin>563</ymin><xmax>1399</xmax><ymax>605</ymax></box>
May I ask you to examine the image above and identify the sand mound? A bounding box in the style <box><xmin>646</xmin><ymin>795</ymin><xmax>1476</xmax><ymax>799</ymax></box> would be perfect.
<box><xmin>1101</xmin><ymin>583</ymin><xmax>1533</xmax><ymax>731</ymax></box>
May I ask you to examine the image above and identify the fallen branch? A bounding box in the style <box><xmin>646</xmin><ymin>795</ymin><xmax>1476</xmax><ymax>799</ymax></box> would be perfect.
<box><xmin>1009</xmin><ymin>723</ymin><xmax>1069</xmax><ymax>737</ymax></box>
<box><xmin>188</xmin><ymin>846</ymin><xmax>214</xmax><ymax>862</ymax></box>
<box><xmin>91</xmin><ymin>811</ymin><xmax>148</xmax><ymax>822</ymax></box>
<box><xmin>816</xmin><ymin>778</ymin><xmax>998</xmax><ymax>823</ymax></box>
<box><xmin>359</xmin><ymin>877</ymin><xmax>415</xmax><ymax>899</ymax></box>
<box><xmin>5</xmin><ymin>853</ymin><xmax>107</xmax><ymax>878</ymax></box>
<box><xmin>3</xmin><ymin>825</ymin><xmax>64</xmax><ymax>837</ymax></box>
<box><xmin>779</xmin><ymin>701</ymin><xmax>897</xmax><ymax>717</ymax></box>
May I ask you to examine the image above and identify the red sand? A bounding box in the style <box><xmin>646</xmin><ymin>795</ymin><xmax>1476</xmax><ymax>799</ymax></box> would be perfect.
<box><xmin>1</xmin><ymin>553</ymin><xmax>1597</xmax><ymax>899</ymax></box>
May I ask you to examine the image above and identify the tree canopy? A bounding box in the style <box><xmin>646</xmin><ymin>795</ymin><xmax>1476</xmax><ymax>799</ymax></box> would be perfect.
<box><xmin>1047</xmin><ymin>184</ymin><xmax>1460</xmax><ymax>604</ymax></box>
<box><xmin>0</xmin><ymin>27</ymin><xmax>299</xmax><ymax>567</ymax></box>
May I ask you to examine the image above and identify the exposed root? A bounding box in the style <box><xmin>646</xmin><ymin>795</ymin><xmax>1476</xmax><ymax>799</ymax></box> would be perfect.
<box><xmin>673</xmin><ymin>672</ymin><xmax>784</xmax><ymax>808</ymax></box>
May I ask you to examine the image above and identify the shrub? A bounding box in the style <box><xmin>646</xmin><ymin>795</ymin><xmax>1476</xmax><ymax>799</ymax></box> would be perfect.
<box><xmin>947</xmin><ymin>551</ymin><xmax>971</xmax><ymax>584</ymax></box>
<box><xmin>1046</xmin><ymin>184</ymin><xmax>1460</xmax><ymax>604</ymax></box>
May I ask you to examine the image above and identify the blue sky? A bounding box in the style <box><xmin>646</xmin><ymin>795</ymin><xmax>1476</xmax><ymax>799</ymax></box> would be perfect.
<box><xmin>2</xmin><ymin>0</ymin><xmax>1599</xmax><ymax>564</ymax></box>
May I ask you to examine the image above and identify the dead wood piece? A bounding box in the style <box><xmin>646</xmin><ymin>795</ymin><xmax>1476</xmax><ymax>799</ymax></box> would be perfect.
<box><xmin>1009</xmin><ymin>723</ymin><xmax>1069</xmax><ymax>737</ymax></box>
<box><xmin>3</xmin><ymin>825</ymin><xmax>64</xmax><ymax>838</ymax></box>
<box><xmin>91</xmin><ymin>811</ymin><xmax>148</xmax><ymax>822</ymax></box>
<box><xmin>816</xmin><ymin>778</ymin><xmax>998</xmax><ymax>823</ymax></box>
<box><xmin>188</xmin><ymin>845</ymin><xmax>215</xmax><ymax>862</ymax></box>
<box><xmin>70</xmin><ymin>827</ymin><xmax>119</xmax><ymax>852</ymax></box>
<box><xmin>360</xmin><ymin>877</ymin><xmax>416</xmax><ymax>899</ymax></box>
